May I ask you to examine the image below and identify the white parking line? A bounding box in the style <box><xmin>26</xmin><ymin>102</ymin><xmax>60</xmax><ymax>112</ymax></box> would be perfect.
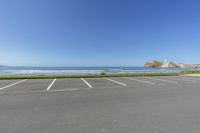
<box><xmin>46</xmin><ymin>79</ymin><xmax>57</xmax><ymax>90</ymax></box>
<box><xmin>179</xmin><ymin>76</ymin><xmax>200</xmax><ymax>81</ymax></box>
<box><xmin>123</xmin><ymin>77</ymin><xmax>155</xmax><ymax>85</ymax></box>
<box><xmin>142</xmin><ymin>77</ymin><xmax>178</xmax><ymax>84</ymax></box>
<box><xmin>0</xmin><ymin>79</ymin><xmax>27</xmax><ymax>91</ymax></box>
<box><xmin>104</xmin><ymin>78</ymin><xmax>127</xmax><ymax>86</ymax></box>
<box><xmin>165</xmin><ymin>77</ymin><xmax>196</xmax><ymax>82</ymax></box>
<box><xmin>81</xmin><ymin>78</ymin><xmax>93</xmax><ymax>88</ymax></box>
<box><xmin>177</xmin><ymin>77</ymin><xmax>197</xmax><ymax>82</ymax></box>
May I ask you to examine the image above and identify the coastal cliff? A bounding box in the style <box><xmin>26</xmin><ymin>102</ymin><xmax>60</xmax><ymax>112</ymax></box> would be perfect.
<box><xmin>144</xmin><ymin>60</ymin><xmax>200</xmax><ymax>68</ymax></box>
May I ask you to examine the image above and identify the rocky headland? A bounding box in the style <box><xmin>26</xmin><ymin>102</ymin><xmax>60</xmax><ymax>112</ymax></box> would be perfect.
<box><xmin>144</xmin><ymin>60</ymin><xmax>200</xmax><ymax>68</ymax></box>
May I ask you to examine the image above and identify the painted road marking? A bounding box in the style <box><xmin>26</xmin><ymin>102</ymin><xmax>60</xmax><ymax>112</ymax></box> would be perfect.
<box><xmin>123</xmin><ymin>77</ymin><xmax>155</xmax><ymax>85</ymax></box>
<box><xmin>81</xmin><ymin>78</ymin><xmax>93</xmax><ymax>88</ymax></box>
<box><xmin>45</xmin><ymin>88</ymin><xmax>81</xmax><ymax>92</ymax></box>
<box><xmin>179</xmin><ymin>76</ymin><xmax>200</xmax><ymax>81</ymax></box>
<box><xmin>142</xmin><ymin>77</ymin><xmax>178</xmax><ymax>84</ymax></box>
<box><xmin>0</xmin><ymin>88</ymin><xmax>83</xmax><ymax>95</ymax></box>
<box><xmin>104</xmin><ymin>78</ymin><xmax>127</xmax><ymax>86</ymax></box>
<box><xmin>46</xmin><ymin>79</ymin><xmax>57</xmax><ymax>90</ymax></box>
<box><xmin>165</xmin><ymin>77</ymin><xmax>196</xmax><ymax>82</ymax></box>
<box><xmin>0</xmin><ymin>79</ymin><xmax>27</xmax><ymax>91</ymax></box>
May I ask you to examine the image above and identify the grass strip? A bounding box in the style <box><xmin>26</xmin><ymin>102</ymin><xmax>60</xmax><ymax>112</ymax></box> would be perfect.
<box><xmin>179</xmin><ymin>70</ymin><xmax>200</xmax><ymax>74</ymax></box>
<box><xmin>0</xmin><ymin>72</ymin><xmax>179</xmax><ymax>79</ymax></box>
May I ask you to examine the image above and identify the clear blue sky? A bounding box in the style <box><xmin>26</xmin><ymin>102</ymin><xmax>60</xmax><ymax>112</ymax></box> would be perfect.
<box><xmin>0</xmin><ymin>0</ymin><xmax>200</xmax><ymax>67</ymax></box>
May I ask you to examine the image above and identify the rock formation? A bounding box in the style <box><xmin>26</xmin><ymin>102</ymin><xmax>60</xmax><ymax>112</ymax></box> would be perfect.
<box><xmin>144</xmin><ymin>60</ymin><xmax>163</xmax><ymax>68</ymax></box>
<box><xmin>144</xmin><ymin>60</ymin><xmax>200</xmax><ymax>68</ymax></box>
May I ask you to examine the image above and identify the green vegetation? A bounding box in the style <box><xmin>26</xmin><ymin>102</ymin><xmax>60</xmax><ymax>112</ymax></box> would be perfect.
<box><xmin>0</xmin><ymin>72</ymin><xmax>179</xmax><ymax>79</ymax></box>
<box><xmin>1</xmin><ymin>70</ymin><xmax>200</xmax><ymax>79</ymax></box>
<box><xmin>179</xmin><ymin>70</ymin><xmax>200</xmax><ymax>74</ymax></box>
<box><xmin>100</xmin><ymin>72</ymin><xmax>106</xmax><ymax>75</ymax></box>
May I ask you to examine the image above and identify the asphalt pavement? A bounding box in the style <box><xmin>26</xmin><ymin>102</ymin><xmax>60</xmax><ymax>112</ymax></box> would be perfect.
<box><xmin>1</xmin><ymin>76</ymin><xmax>200</xmax><ymax>133</ymax></box>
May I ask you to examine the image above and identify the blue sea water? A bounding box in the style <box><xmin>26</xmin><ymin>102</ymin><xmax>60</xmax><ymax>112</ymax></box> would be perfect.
<box><xmin>0</xmin><ymin>67</ymin><xmax>199</xmax><ymax>76</ymax></box>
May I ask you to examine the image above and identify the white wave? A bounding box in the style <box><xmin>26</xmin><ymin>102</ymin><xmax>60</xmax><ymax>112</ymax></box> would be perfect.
<box><xmin>0</xmin><ymin>70</ymin><xmax>104</xmax><ymax>75</ymax></box>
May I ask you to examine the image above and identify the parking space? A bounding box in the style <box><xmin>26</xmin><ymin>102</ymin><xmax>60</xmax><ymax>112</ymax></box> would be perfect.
<box><xmin>1</xmin><ymin>79</ymin><xmax>53</xmax><ymax>92</ymax></box>
<box><xmin>84</xmin><ymin>78</ymin><xmax>125</xmax><ymax>88</ymax></box>
<box><xmin>159</xmin><ymin>76</ymin><xmax>197</xmax><ymax>84</ymax></box>
<box><xmin>124</xmin><ymin>77</ymin><xmax>156</xmax><ymax>85</ymax></box>
<box><xmin>136</xmin><ymin>77</ymin><xmax>178</xmax><ymax>85</ymax></box>
<box><xmin>50</xmin><ymin>78</ymin><xmax>89</xmax><ymax>90</ymax></box>
<box><xmin>179</xmin><ymin>76</ymin><xmax>200</xmax><ymax>81</ymax></box>
<box><xmin>1</xmin><ymin>76</ymin><xmax>200</xmax><ymax>94</ymax></box>
<box><xmin>108</xmin><ymin>77</ymin><xmax>151</xmax><ymax>87</ymax></box>
<box><xmin>0</xmin><ymin>79</ymin><xmax>22</xmax><ymax>89</ymax></box>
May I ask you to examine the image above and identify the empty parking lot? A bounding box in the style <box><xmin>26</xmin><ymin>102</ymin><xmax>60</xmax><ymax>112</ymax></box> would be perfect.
<box><xmin>0</xmin><ymin>76</ymin><xmax>199</xmax><ymax>94</ymax></box>
<box><xmin>1</xmin><ymin>76</ymin><xmax>200</xmax><ymax>133</ymax></box>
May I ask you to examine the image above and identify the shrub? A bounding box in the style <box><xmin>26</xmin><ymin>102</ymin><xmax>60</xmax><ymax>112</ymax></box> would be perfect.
<box><xmin>101</xmin><ymin>72</ymin><xmax>106</xmax><ymax>75</ymax></box>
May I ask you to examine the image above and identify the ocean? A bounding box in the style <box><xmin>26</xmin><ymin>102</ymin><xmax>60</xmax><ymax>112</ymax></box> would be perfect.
<box><xmin>0</xmin><ymin>67</ymin><xmax>199</xmax><ymax>76</ymax></box>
